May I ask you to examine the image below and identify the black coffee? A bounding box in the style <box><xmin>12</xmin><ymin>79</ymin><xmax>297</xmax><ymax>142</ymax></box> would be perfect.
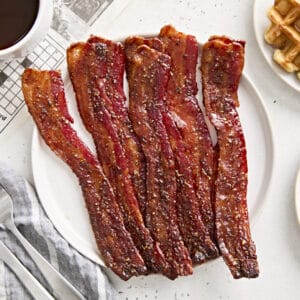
<box><xmin>0</xmin><ymin>0</ymin><xmax>39</xmax><ymax>50</ymax></box>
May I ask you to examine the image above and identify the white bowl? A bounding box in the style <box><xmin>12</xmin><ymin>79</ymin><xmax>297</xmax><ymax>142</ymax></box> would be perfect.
<box><xmin>0</xmin><ymin>0</ymin><xmax>53</xmax><ymax>61</ymax></box>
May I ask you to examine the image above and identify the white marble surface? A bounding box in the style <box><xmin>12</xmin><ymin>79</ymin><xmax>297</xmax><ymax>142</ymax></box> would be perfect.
<box><xmin>1</xmin><ymin>0</ymin><xmax>300</xmax><ymax>299</ymax></box>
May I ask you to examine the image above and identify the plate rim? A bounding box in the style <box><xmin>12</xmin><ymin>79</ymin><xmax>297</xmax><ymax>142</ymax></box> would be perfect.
<box><xmin>253</xmin><ymin>0</ymin><xmax>300</xmax><ymax>92</ymax></box>
<box><xmin>240</xmin><ymin>73</ymin><xmax>275</xmax><ymax>226</ymax></box>
<box><xmin>295</xmin><ymin>168</ymin><xmax>300</xmax><ymax>225</ymax></box>
<box><xmin>31</xmin><ymin>38</ymin><xmax>275</xmax><ymax>264</ymax></box>
<box><xmin>31</xmin><ymin>128</ymin><xmax>105</xmax><ymax>265</ymax></box>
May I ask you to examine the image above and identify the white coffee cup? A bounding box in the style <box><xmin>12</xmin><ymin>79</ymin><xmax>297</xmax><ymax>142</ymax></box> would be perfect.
<box><xmin>0</xmin><ymin>0</ymin><xmax>53</xmax><ymax>61</ymax></box>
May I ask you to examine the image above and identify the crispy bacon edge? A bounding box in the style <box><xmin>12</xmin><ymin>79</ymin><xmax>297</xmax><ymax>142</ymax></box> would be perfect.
<box><xmin>21</xmin><ymin>69</ymin><xmax>147</xmax><ymax>280</ymax></box>
<box><xmin>201</xmin><ymin>36</ymin><xmax>259</xmax><ymax>279</ymax></box>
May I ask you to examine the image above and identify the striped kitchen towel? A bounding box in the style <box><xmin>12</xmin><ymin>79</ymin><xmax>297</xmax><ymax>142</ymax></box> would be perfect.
<box><xmin>0</xmin><ymin>162</ymin><xmax>117</xmax><ymax>300</ymax></box>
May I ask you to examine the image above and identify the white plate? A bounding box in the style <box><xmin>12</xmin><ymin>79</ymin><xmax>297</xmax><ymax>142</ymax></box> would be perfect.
<box><xmin>31</xmin><ymin>45</ymin><xmax>274</xmax><ymax>266</ymax></box>
<box><xmin>253</xmin><ymin>0</ymin><xmax>300</xmax><ymax>92</ymax></box>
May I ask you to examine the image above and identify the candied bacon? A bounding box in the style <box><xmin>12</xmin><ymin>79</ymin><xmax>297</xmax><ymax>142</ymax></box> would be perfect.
<box><xmin>159</xmin><ymin>25</ymin><xmax>217</xmax><ymax>244</ymax></box>
<box><xmin>67</xmin><ymin>41</ymin><xmax>168</xmax><ymax>274</ymax></box>
<box><xmin>125</xmin><ymin>40</ymin><xmax>193</xmax><ymax>279</ymax></box>
<box><xmin>201</xmin><ymin>36</ymin><xmax>259</xmax><ymax>278</ymax></box>
<box><xmin>162</xmin><ymin>110</ymin><xmax>219</xmax><ymax>262</ymax></box>
<box><xmin>21</xmin><ymin>69</ymin><xmax>146</xmax><ymax>280</ymax></box>
<box><xmin>124</xmin><ymin>36</ymin><xmax>164</xmax><ymax>55</ymax></box>
<box><xmin>126</xmin><ymin>35</ymin><xmax>219</xmax><ymax>263</ymax></box>
<box><xmin>87</xmin><ymin>36</ymin><xmax>148</xmax><ymax>218</ymax></box>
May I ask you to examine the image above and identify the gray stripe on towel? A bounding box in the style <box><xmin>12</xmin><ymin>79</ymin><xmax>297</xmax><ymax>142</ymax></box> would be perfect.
<box><xmin>0</xmin><ymin>161</ymin><xmax>117</xmax><ymax>300</ymax></box>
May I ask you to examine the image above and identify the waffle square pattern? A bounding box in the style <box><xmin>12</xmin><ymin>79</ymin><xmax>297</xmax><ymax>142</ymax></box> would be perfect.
<box><xmin>264</xmin><ymin>0</ymin><xmax>300</xmax><ymax>79</ymax></box>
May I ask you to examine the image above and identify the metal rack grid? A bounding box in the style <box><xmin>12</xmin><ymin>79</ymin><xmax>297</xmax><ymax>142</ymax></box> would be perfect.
<box><xmin>0</xmin><ymin>34</ymin><xmax>65</xmax><ymax>133</ymax></box>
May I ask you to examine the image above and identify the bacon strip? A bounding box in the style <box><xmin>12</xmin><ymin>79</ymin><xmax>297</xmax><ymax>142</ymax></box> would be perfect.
<box><xmin>159</xmin><ymin>26</ymin><xmax>217</xmax><ymax>245</ymax></box>
<box><xmin>87</xmin><ymin>36</ymin><xmax>147</xmax><ymax>218</ymax></box>
<box><xmin>161</xmin><ymin>110</ymin><xmax>219</xmax><ymax>262</ymax></box>
<box><xmin>126</xmin><ymin>36</ymin><xmax>219</xmax><ymax>263</ymax></box>
<box><xmin>201</xmin><ymin>36</ymin><xmax>259</xmax><ymax>278</ymax></box>
<box><xmin>67</xmin><ymin>40</ymin><xmax>168</xmax><ymax>274</ymax></box>
<box><xmin>125</xmin><ymin>41</ymin><xmax>193</xmax><ymax>279</ymax></box>
<box><xmin>21</xmin><ymin>69</ymin><xmax>146</xmax><ymax>280</ymax></box>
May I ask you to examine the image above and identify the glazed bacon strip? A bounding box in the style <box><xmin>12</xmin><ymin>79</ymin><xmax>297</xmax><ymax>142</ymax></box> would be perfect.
<box><xmin>162</xmin><ymin>110</ymin><xmax>219</xmax><ymax>262</ymax></box>
<box><xmin>159</xmin><ymin>26</ymin><xmax>217</xmax><ymax>243</ymax></box>
<box><xmin>201</xmin><ymin>36</ymin><xmax>259</xmax><ymax>278</ymax></box>
<box><xmin>21</xmin><ymin>69</ymin><xmax>146</xmax><ymax>280</ymax></box>
<box><xmin>67</xmin><ymin>41</ymin><xmax>168</xmax><ymax>274</ymax></box>
<box><xmin>86</xmin><ymin>36</ymin><xmax>147</xmax><ymax>218</ymax></box>
<box><xmin>125</xmin><ymin>41</ymin><xmax>193</xmax><ymax>279</ymax></box>
<box><xmin>126</xmin><ymin>36</ymin><xmax>219</xmax><ymax>263</ymax></box>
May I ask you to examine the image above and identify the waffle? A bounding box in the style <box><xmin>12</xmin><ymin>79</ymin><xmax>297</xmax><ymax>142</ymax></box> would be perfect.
<box><xmin>264</xmin><ymin>0</ymin><xmax>300</xmax><ymax>79</ymax></box>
